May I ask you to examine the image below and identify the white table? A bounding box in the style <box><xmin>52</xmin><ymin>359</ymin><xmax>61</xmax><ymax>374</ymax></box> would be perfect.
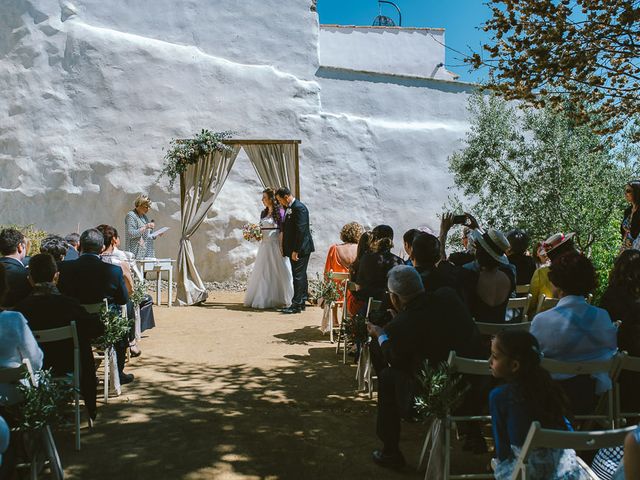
<box><xmin>137</xmin><ymin>258</ymin><xmax>175</xmax><ymax>307</ymax></box>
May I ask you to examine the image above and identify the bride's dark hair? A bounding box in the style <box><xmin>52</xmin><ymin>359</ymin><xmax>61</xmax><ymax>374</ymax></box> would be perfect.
<box><xmin>261</xmin><ymin>188</ymin><xmax>281</xmax><ymax>226</ymax></box>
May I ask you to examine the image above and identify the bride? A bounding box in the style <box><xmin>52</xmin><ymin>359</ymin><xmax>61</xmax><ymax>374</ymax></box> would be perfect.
<box><xmin>244</xmin><ymin>188</ymin><xmax>294</xmax><ymax>309</ymax></box>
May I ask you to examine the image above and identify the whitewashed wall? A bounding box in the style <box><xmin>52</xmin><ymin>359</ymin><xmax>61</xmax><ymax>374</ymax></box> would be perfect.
<box><xmin>0</xmin><ymin>0</ymin><xmax>475</xmax><ymax>281</ymax></box>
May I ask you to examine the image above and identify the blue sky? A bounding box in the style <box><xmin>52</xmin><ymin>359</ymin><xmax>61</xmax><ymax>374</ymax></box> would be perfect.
<box><xmin>317</xmin><ymin>0</ymin><xmax>494</xmax><ymax>83</ymax></box>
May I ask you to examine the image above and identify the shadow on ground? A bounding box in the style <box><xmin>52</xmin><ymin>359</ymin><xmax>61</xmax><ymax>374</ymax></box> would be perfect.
<box><xmin>55</xmin><ymin>323</ymin><xmax>490</xmax><ymax>479</ymax></box>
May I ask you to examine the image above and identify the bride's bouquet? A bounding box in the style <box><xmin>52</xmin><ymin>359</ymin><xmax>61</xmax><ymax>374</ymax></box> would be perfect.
<box><xmin>242</xmin><ymin>223</ymin><xmax>263</xmax><ymax>242</ymax></box>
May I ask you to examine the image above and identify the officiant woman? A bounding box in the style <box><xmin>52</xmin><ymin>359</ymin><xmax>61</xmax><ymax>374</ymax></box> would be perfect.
<box><xmin>125</xmin><ymin>194</ymin><xmax>157</xmax><ymax>259</ymax></box>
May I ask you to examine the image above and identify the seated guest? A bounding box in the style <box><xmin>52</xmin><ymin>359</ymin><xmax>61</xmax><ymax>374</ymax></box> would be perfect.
<box><xmin>40</xmin><ymin>234</ymin><xmax>69</xmax><ymax>263</ymax></box>
<box><xmin>506</xmin><ymin>229</ymin><xmax>536</xmax><ymax>286</ymax></box>
<box><xmin>530</xmin><ymin>253</ymin><xmax>618</xmax><ymax>415</ymax></box>
<box><xmin>322</xmin><ymin>222</ymin><xmax>363</xmax><ymax>330</ymax></box>
<box><xmin>366</xmin><ymin>266</ymin><xmax>482</xmax><ymax>469</ymax></box>
<box><xmin>0</xmin><ymin>263</ymin><xmax>43</xmax><ymax>406</ymax></box>
<box><xmin>527</xmin><ymin>232</ymin><xmax>577</xmax><ymax>318</ymax></box>
<box><xmin>600</xmin><ymin>249</ymin><xmax>640</xmax><ymax>411</ymax></box>
<box><xmin>464</xmin><ymin>229</ymin><xmax>515</xmax><ymax>323</ymax></box>
<box><xmin>347</xmin><ymin>231</ymin><xmax>372</xmax><ymax>317</ymax></box>
<box><xmin>13</xmin><ymin>254</ymin><xmax>104</xmax><ymax>419</ymax></box>
<box><xmin>64</xmin><ymin>233</ymin><xmax>80</xmax><ymax>261</ymax></box>
<box><xmin>489</xmin><ymin>330</ymin><xmax>583</xmax><ymax>479</ymax></box>
<box><xmin>411</xmin><ymin>232</ymin><xmax>467</xmax><ymax>303</ymax></box>
<box><xmin>402</xmin><ymin>229</ymin><xmax>420</xmax><ymax>266</ymax></box>
<box><xmin>57</xmin><ymin>229</ymin><xmax>134</xmax><ymax>385</ymax></box>
<box><xmin>355</xmin><ymin>225</ymin><xmax>403</xmax><ymax>312</ymax></box>
<box><xmin>0</xmin><ymin>229</ymin><xmax>31</xmax><ymax>308</ymax></box>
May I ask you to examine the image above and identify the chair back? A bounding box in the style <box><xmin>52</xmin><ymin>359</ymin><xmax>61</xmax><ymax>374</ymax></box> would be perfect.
<box><xmin>515</xmin><ymin>284</ymin><xmax>530</xmax><ymax>295</ymax></box>
<box><xmin>447</xmin><ymin>351</ymin><xmax>492</xmax><ymax>376</ymax></box>
<box><xmin>33</xmin><ymin>322</ymin><xmax>78</xmax><ymax>345</ymax></box>
<box><xmin>535</xmin><ymin>294</ymin><xmax>559</xmax><ymax>314</ymax></box>
<box><xmin>512</xmin><ymin>421</ymin><xmax>637</xmax><ymax>480</ymax></box>
<box><xmin>81</xmin><ymin>298</ymin><xmax>108</xmax><ymax>314</ymax></box>
<box><xmin>475</xmin><ymin>321</ymin><xmax>531</xmax><ymax>336</ymax></box>
<box><xmin>329</xmin><ymin>271</ymin><xmax>350</xmax><ymax>282</ymax></box>
<box><xmin>365</xmin><ymin>298</ymin><xmax>382</xmax><ymax>318</ymax></box>
<box><xmin>507</xmin><ymin>294</ymin><xmax>531</xmax><ymax>311</ymax></box>
<box><xmin>0</xmin><ymin>359</ymin><xmax>36</xmax><ymax>386</ymax></box>
<box><xmin>540</xmin><ymin>356</ymin><xmax>618</xmax><ymax>377</ymax></box>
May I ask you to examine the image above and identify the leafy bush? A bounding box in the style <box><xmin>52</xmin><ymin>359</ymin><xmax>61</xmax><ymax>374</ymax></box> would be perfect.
<box><xmin>414</xmin><ymin>362</ymin><xmax>469</xmax><ymax>420</ymax></box>
<box><xmin>0</xmin><ymin>224</ymin><xmax>49</xmax><ymax>256</ymax></box>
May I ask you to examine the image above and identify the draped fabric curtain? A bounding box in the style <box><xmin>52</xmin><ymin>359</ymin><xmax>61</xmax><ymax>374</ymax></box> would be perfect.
<box><xmin>176</xmin><ymin>146</ymin><xmax>241</xmax><ymax>306</ymax></box>
<box><xmin>244</xmin><ymin>144</ymin><xmax>297</xmax><ymax>192</ymax></box>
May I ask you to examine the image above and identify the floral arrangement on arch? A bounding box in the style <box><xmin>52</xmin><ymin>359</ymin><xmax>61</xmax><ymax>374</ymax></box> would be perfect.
<box><xmin>159</xmin><ymin>129</ymin><xmax>235</xmax><ymax>188</ymax></box>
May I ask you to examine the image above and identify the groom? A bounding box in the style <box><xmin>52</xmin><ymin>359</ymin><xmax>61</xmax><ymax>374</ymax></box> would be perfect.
<box><xmin>276</xmin><ymin>187</ymin><xmax>314</xmax><ymax>314</ymax></box>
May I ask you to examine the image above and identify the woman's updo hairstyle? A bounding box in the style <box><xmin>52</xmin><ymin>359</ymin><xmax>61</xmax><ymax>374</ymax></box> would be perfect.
<box><xmin>134</xmin><ymin>194</ymin><xmax>151</xmax><ymax>209</ymax></box>
<box><xmin>340</xmin><ymin>222</ymin><xmax>364</xmax><ymax>244</ymax></box>
<box><xmin>370</xmin><ymin>224</ymin><xmax>394</xmax><ymax>252</ymax></box>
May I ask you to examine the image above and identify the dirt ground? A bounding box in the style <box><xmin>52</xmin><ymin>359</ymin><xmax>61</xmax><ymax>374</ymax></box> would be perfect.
<box><xmin>55</xmin><ymin>292</ymin><xmax>490</xmax><ymax>479</ymax></box>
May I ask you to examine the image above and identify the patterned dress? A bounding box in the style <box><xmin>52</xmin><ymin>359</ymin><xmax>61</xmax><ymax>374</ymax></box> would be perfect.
<box><xmin>124</xmin><ymin>210</ymin><xmax>155</xmax><ymax>259</ymax></box>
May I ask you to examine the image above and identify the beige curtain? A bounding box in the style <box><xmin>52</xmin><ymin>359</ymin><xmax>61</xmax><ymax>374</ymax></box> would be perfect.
<box><xmin>176</xmin><ymin>146</ymin><xmax>241</xmax><ymax>305</ymax></box>
<box><xmin>244</xmin><ymin>143</ymin><xmax>297</xmax><ymax>193</ymax></box>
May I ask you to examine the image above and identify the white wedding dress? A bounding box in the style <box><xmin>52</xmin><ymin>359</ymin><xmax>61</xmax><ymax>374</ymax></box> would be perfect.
<box><xmin>243</xmin><ymin>216</ymin><xmax>294</xmax><ymax>309</ymax></box>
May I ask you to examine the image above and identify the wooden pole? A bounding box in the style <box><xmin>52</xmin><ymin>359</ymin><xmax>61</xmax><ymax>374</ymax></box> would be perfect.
<box><xmin>294</xmin><ymin>142</ymin><xmax>300</xmax><ymax>199</ymax></box>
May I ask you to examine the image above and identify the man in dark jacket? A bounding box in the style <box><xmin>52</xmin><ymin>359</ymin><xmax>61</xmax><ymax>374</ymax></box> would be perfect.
<box><xmin>57</xmin><ymin>228</ymin><xmax>132</xmax><ymax>384</ymax></box>
<box><xmin>276</xmin><ymin>187</ymin><xmax>314</xmax><ymax>314</ymax></box>
<box><xmin>14</xmin><ymin>253</ymin><xmax>104</xmax><ymax>419</ymax></box>
<box><xmin>0</xmin><ymin>228</ymin><xmax>31</xmax><ymax>308</ymax></box>
<box><xmin>366</xmin><ymin>265</ymin><xmax>482</xmax><ymax>469</ymax></box>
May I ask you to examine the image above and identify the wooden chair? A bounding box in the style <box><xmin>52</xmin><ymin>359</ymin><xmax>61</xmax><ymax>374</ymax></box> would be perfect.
<box><xmin>515</xmin><ymin>284</ymin><xmax>530</xmax><ymax>295</ymax></box>
<box><xmin>0</xmin><ymin>359</ymin><xmax>64</xmax><ymax>480</ymax></box>
<box><xmin>506</xmin><ymin>294</ymin><xmax>533</xmax><ymax>322</ymax></box>
<box><xmin>475</xmin><ymin>320</ymin><xmax>531</xmax><ymax>337</ymax></box>
<box><xmin>32</xmin><ymin>322</ymin><xmax>82</xmax><ymax>451</ymax></box>
<box><xmin>327</xmin><ymin>271</ymin><xmax>350</xmax><ymax>344</ymax></box>
<box><xmin>336</xmin><ymin>281</ymin><xmax>358</xmax><ymax>364</ymax></box>
<box><xmin>418</xmin><ymin>351</ymin><xmax>494</xmax><ymax>479</ymax></box>
<box><xmin>356</xmin><ymin>298</ymin><xmax>382</xmax><ymax>398</ymax></box>
<box><xmin>614</xmin><ymin>352</ymin><xmax>640</xmax><ymax>427</ymax></box>
<box><xmin>511</xmin><ymin>421</ymin><xmax>636</xmax><ymax>480</ymax></box>
<box><xmin>541</xmin><ymin>355</ymin><xmax>622</xmax><ymax>428</ymax></box>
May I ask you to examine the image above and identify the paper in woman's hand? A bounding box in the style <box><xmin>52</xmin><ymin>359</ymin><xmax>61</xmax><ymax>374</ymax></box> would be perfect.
<box><xmin>150</xmin><ymin>227</ymin><xmax>169</xmax><ymax>239</ymax></box>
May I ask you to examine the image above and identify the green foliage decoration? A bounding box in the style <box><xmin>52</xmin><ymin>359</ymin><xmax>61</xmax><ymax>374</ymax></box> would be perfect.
<box><xmin>95</xmin><ymin>304</ymin><xmax>132</xmax><ymax>349</ymax></box>
<box><xmin>10</xmin><ymin>369</ymin><xmax>75</xmax><ymax>432</ymax></box>
<box><xmin>414</xmin><ymin>362</ymin><xmax>469</xmax><ymax>420</ymax></box>
<box><xmin>159</xmin><ymin>130</ymin><xmax>235</xmax><ymax>188</ymax></box>
<box><xmin>130</xmin><ymin>278</ymin><xmax>148</xmax><ymax>306</ymax></box>
<box><xmin>343</xmin><ymin>313</ymin><xmax>368</xmax><ymax>345</ymax></box>
<box><xmin>309</xmin><ymin>272</ymin><xmax>342</xmax><ymax>305</ymax></box>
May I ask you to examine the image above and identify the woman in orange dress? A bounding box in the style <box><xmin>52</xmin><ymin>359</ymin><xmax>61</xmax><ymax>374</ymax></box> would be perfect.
<box><xmin>321</xmin><ymin>223</ymin><xmax>364</xmax><ymax>330</ymax></box>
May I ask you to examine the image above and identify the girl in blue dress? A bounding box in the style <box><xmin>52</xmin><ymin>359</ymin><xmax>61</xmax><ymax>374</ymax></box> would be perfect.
<box><xmin>489</xmin><ymin>330</ymin><xmax>587</xmax><ymax>479</ymax></box>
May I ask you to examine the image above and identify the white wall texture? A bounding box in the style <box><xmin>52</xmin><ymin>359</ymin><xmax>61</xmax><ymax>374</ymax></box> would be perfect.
<box><xmin>0</xmin><ymin>0</ymin><xmax>475</xmax><ymax>281</ymax></box>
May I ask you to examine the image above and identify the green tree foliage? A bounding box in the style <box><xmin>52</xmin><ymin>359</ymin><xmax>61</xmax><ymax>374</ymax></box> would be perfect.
<box><xmin>468</xmin><ymin>0</ymin><xmax>640</xmax><ymax>138</ymax></box>
<box><xmin>449</xmin><ymin>92</ymin><xmax>630</xmax><ymax>253</ymax></box>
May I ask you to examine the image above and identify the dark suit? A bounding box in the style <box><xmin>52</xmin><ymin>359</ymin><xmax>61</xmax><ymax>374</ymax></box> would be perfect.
<box><xmin>14</xmin><ymin>290</ymin><xmax>104</xmax><ymax>413</ymax></box>
<box><xmin>57</xmin><ymin>254</ymin><xmax>128</xmax><ymax>306</ymax></box>
<box><xmin>281</xmin><ymin>199</ymin><xmax>314</xmax><ymax>307</ymax></box>
<box><xmin>0</xmin><ymin>257</ymin><xmax>32</xmax><ymax>307</ymax></box>
<box><xmin>375</xmin><ymin>288</ymin><xmax>483</xmax><ymax>453</ymax></box>
<box><xmin>57</xmin><ymin>254</ymin><xmax>129</xmax><ymax>373</ymax></box>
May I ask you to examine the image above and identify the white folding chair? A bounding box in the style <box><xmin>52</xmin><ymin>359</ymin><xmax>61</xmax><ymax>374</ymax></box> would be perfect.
<box><xmin>355</xmin><ymin>298</ymin><xmax>382</xmax><ymax>398</ymax></box>
<box><xmin>327</xmin><ymin>272</ymin><xmax>350</xmax><ymax>344</ymax></box>
<box><xmin>535</xmin><ymin>294</ymin><xmax>559</xmax><ymax>315</ymax></box>
<box><xmin>336</xmin><ymin>281</ymin><xmax>358</xmax><ymax>364</ymax></box>
<box><xmin>475</xmin><ymin>320</ymin><xmax>531</xmax><ymax>337</ymax></box>
<box><xmin>81</xmin><ymin>300</ymin><xmax>122</xmax><ymax>403</ymax></box>
<box><xmin>419</xmin><ymin>351</ymin><xmax>493</xmax><ymax>479</ymax></box>
<box><xmin>511</xmin><ymin>421</ymin><xmax>636</xmax><ymax>480</ymax></box>
<box><xmin>32</xmin><ymin>322</ymin><xmax>81</xmax><ymax>451</ymax></box>
<box><xmin>506</xmin><ymin>294</ymin><xmax>532</xmax><ymax>322</ymax></box>
<box><xmin>0</xmin><ymin>359</ymin><xmax>64</xmax><ymax>480</ymax></box>
<box><xmin>541</xmin><ymin>355</ymin><xmax>622</xmax><ymax>428</ymax></box>
<box><xmin>515</xmin><ymin>284</ymin><xmax>530</xmax><ymax>295</ymax></box>
<box><xmin>614</xmin><ymin>352</ymin><xmax>640</xmax><ymax>427</ymax></box>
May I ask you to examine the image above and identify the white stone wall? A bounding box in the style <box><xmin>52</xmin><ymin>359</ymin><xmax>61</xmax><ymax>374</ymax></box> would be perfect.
<box><xmin>319</xmin><ymin>25</ymin><xmax>456</xmax><ymax>80</ymax></box>
<box><xmin>0</xmin><ymin>0</ymin><xmax>475</xmax><ymax>281</ymax></box>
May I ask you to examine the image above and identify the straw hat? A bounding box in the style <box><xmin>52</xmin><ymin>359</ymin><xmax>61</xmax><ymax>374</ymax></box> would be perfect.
<box><xmin>470</xmin><ymin>229</ymin><xmax>510</xmax><ymax>265</ymax></box>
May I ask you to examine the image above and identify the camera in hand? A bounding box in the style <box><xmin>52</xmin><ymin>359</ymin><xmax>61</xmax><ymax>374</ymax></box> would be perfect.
<box><xmin>452</xmin><ymin>214</ymin><xmax>469</xmax><ymax>225</ymax></box>
<box><xmin>368</xmin><ymin>308</ymin><xmax>392</xmax><ymax>328</ymax></box>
